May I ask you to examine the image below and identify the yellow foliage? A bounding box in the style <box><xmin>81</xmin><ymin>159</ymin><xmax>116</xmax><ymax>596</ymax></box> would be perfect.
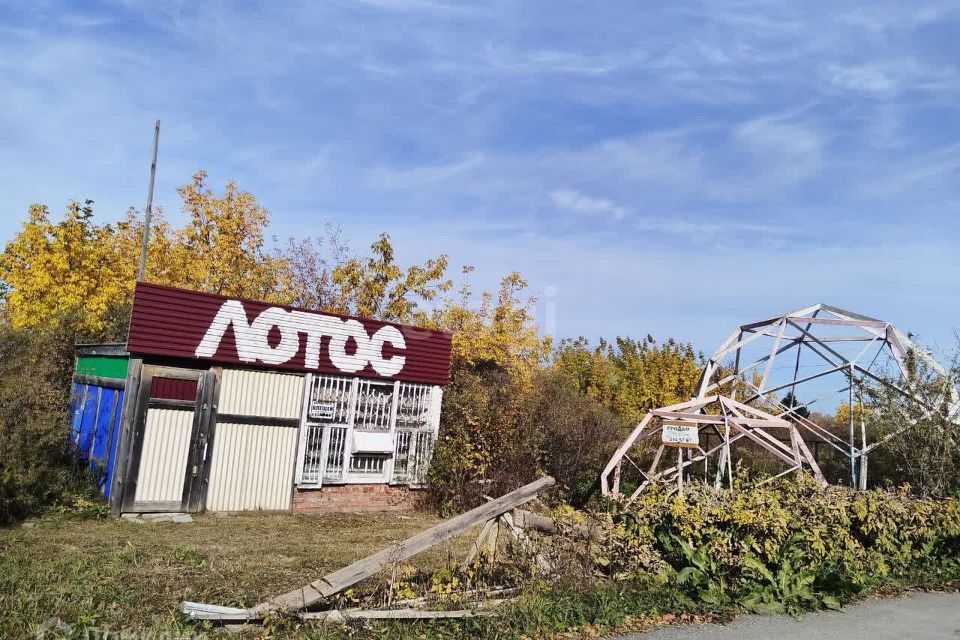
<box><xmin>0</xmin><ymin>171</ymin><xmax>294</xmax><ymax>334</ymax></box>
<box><xmin>168</xmin><ymin>170</ymin><xmax>292</xmax><ymax>302</ymax></box>
<box><xmin>0</xmin><ymin>201</ymin><xmax>133</xmax><ymax>334</ymax></box>
<box><xmin>432</xmin><ymin>269</ymin><xmax>551</xmax><ymax>382</ymax></box>
<box><xmin>553</xmin><ymin>335</ymin><xmax>702</xmax><ymax>423</ymax></box>
<box><xmin>834</xmin><ymin>402</ymin><xmax>871</xmax><ymax>426</ymax></box>
<box><xmin>328</xmin><ymin>232</ymin><xmax>452</xmax><ymax>324</ymax></box>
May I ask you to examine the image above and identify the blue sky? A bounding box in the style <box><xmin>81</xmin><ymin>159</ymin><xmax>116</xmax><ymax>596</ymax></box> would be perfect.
<box><xmin>1</xmin><ymin>0</ymin><xmax>958</xmax><ymax>355</ymax></box>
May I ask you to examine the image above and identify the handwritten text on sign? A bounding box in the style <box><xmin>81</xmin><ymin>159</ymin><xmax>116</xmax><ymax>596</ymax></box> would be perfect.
<box><xmin>661</xmin><ymin>422</ymin><xmax>699</xmax><ymax>448</ymax></box>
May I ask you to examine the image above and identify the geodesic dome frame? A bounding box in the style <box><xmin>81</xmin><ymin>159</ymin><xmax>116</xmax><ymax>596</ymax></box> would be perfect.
<box><xmin>601</xmin><ymin>303</ymin><xmax>958</xmax><ymax>498</ymax></box>
<box><xmin>599</xmin><ymin>395</ymin><xmax>826</xmax><ymax>499</ymax></box>
<box><xmin>696</xmin><ymin>303</ymin><xmax>957</xmax><ymax>488</ymax></box>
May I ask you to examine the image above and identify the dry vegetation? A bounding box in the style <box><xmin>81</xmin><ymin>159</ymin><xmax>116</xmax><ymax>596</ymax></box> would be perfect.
<box><xmin>0</xmin><ymin>511</ymin><xmax>479</xmax><ymax>637</ymax></box>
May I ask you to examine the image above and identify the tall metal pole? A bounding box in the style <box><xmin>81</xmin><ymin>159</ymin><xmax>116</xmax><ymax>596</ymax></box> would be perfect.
<box><xmin>849</xmin><ymin>364</ymin><xmax>856</xmax><ymax>488</ymax></box>
<box><xmin>136</xmin><ymin>120</ymin><xmax>161</xmax><ymax>281</ymax></box>
<box><xmin>677</xmin><ymin>447</ymin><xmax>684</xmax><ymax>496</ymax></box>
<box><xmin>858</xmin><ymin>383</ymin><xmax>868</xmax><ymax>490</ymax></box>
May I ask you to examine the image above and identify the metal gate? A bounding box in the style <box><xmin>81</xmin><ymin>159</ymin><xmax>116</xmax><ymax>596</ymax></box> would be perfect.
<box><xmin>122</xmin><ymin>365</ymin><xmax>216</xmax><ymax>513</ymax></box>
<box><xmin>204</xmin><ymin>369</ymin><xmax>303</xmax><ymax>511</ymax></box>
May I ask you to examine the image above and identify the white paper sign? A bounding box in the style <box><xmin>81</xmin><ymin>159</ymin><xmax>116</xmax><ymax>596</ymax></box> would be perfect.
<box><xmin>662</xmin><ymin>423</ymin><xmax>699</xmax><ymax>448</ymax></box>
<box><xmin>308</xmin><ymin>401</ymin><xmax>336</xmax><ymax>420</ymax></box>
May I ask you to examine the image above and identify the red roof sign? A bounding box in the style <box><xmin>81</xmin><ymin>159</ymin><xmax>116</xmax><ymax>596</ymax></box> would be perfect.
<box><xmin>127</xmin><ymin>282</ymin><xmax>453</xmax><ymax>385</ymax></box>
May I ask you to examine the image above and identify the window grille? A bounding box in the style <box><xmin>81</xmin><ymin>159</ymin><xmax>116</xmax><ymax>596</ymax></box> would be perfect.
<box><xmin>349</xmin><ymin>453</ymin><xmax>388</xmax><ymax>475</ymax></box>
<box><xmin>324</xmin><ymin>426</ymin><xmax>348</xmax><ymax>480</ymax></box>
<box><xmin>354</xmin><ymin>379</ymin><xmax>394</xmax><ymax>432</ymax></box>
<box><xmin>393</xmin><ymin>430</ymin><xmax>434</xmax><ymax>484</ymax></box>
<box><xmin>300</xmin><ymin>424</ymin><xmax>325</xmax><ymax>485</ymax></box>
<box><xmin>396</xmin><ymin>382</ymin><xmax>432</xmax><ymax>429</ymax></box>
<box><xmin>308</xmin><ymin>374</ymin><xmax>353</xmax><ymax>423</ymax></box>
<box><xmin>297</xmin><ymin>374</ymin><xmax>440</xmax><ymax>486</ymax></box>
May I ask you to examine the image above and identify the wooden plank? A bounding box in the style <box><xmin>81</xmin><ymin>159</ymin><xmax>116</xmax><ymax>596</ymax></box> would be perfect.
<box><xmin>300</xmin><ymin>608</ymin><xmax>497</xmax><ymax>621</ymax></box>
<box><xmin>259</xmin><ymin>476</ymin><xmax>556</xmax><ymax>611</ymax></box>
<box><xmin>512</xmin><ymin>509</ymin><xmax>597</xmax><ymax>540</ymax></box>
<box><xmin>182</xmin><ymin>602</ymin><xmax>255</xmax><ymax>622</ymax></box>
<box><xmin>758</xmin><ymin>319</ymin><xmax>787</xmax><ymax>392</ymax></box>
<box><xmin>794</xmin><ymin>430</ymin><xmax>827</xmax><ymax>484</ymax></box>
<box><xmin>109</xmin><ymin>358</ymin><xmax>142</xmax><ymax>514</ymax></box>
<box><xmin>73</xmin><ymin>374</ymin><xmax>126</xmax><ymax>390</ymax></box>
<box><xmin>730</xmin><ymin>417</ymin><xmax>793</xmax><ymax>429</ymax></box>
<box><xmin>650</xmin><ymin>411</ymin><xmax>724</xmax><ymax>423</ymax></box>
<box><xmin>786</xmin><ymin>316</ymin><xmax>887</xmax><ymax>328</ymax></box>
<box><xmin>726</xmin><ymin>420</ymin><xmax>797</xmax><ymax>468</ymax></box>
<box><xmin>463</xmin><ymin>518</ymin><xmax>497</xmax><ymax>567</ymax></box>
<box><xmin>600</xmin><ymin>414</ymin><xmax>652</xmax><ymax>494</ymax></box>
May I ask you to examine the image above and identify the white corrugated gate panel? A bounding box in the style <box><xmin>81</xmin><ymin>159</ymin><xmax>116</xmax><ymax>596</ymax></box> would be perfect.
<box><xmin>135</xmin><ymin>408</ymin><xmax>193</xmax><ymax>503</ymax></box>
<box><xmin>206</xmin><ymin>369</ymin><xmax>304</xmax><ymax>511</ymax></box>
<box><xmin>206</xmin><ymin>423</ymin><xmax>298</xmax><ymax>511</ymax></box>
<box><xmin>218</xmin><ymin>369</ymin><xmax>304</xmax><ymax>418</ymax></box>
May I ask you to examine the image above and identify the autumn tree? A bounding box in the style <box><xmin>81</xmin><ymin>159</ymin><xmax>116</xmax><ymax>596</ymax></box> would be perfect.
<box><xmin>427</xmin><ymin>268</ymin><xmax>555</xmax><ymax>510</ymax></box>
<box><xmin>0</xmin><ymin>201</ymin><xmax>134</xmax><ymax>335</ymax></box>
<box><xmin>433</xmin><ymin>268</ymin><xmax>550</xmax><ymax>379</ymax></box>
<box><xmin>327</xmin><ymin>232</ymin><xmax>452</xmax><ymax>324</ymax></box>
<box><xmin>781</xmin><ymin>391</ymin><xmax>811</xmax><ymax>419</ymax></box>
<box><xmin>277</xmin><ymin>223</ymin><xmax>349</xmax><ymax>310</ymax></box>
<box><xmin>553</xmin><ymin>334</ymin><xmax>702</xmax><ymax>424</ymax></box>
<box><xmin>858</xmin><ymin>351</ymin><xmax>960</xmax><ymax>495</ymax></box>
<box><xmin>168</xmin><ymin>170</ymin><xmax>291</xmax><ymax>302</ymax></box>
<box><xmin>0</xmin><ymin>170</ymin><xmax>297</xmax><ymax>334</ymax></box>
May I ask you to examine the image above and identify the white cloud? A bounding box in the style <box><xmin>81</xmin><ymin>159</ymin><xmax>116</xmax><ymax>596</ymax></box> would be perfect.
<box><xmin>367</xmin><ymin>153</ymin><xmax>486</xmax><ymax>189</ymax></box>
<box><xmin>633</xmin><ymin>217</ymin><xmax>793</xmax><ymax>241</ymax></box>
<box><xmin>735</xmin><ymin>116</ymin><xmax>823</xmax><ymax>159</ymax></box>
<box><xmin>550</xmin><ymin>188</ymin><xmax>627</xmax><ymax>219</ymax></box>
<box><xmin>826</xmin><ymin>60</ymin><xmax>959</xmax><ymax>95</ymax></box>
<box><xmin>829</xmin><ymin>64</ymin><xmax>897</xmax><ymax>92</ymax></box>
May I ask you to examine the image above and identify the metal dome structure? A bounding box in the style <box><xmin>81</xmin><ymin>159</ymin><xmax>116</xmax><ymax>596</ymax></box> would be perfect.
<box><xmin>696</xmin><ymin>303</ymin><xmax>957</xmax><ymax>488</ymax></box>
<box><xmin>601</xmin><ymin>303</ymin><xmax>957</xmax><ymax>498</ymax></box>
<box><xmin>599</xmin><ymin>394</ymin><xmax>826</xmax><ymax>500</ymax></box>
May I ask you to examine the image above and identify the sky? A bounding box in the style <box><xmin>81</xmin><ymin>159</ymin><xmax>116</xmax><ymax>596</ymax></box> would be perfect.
<box><xmin>1</xmin><ymin>0</ymin><xmax>959</xmax><ymax>356</ymax></box>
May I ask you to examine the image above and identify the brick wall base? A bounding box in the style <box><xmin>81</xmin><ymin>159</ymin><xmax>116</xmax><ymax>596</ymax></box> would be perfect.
<box><xmin>293</xmin><ymin>484</ymin><xmax>424</xmax><ymax>514</ymax></box>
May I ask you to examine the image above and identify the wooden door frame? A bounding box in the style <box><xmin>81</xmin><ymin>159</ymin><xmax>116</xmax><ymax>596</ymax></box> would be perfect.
<box><xmin>183</xmin><ymin>368</ymin><xmax>220</xmax><ymax>512</ymax></box>
<box><xmin>119</xmin><ymin>364</ymin><xmax>213</xmax><ymax>513</ymax></box>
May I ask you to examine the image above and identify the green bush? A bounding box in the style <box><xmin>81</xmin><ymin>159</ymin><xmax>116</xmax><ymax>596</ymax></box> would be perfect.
<box><xmin>593</xmin><ymin>477</ymin><xmax>960</xmax><ymax>615</ymax></box>
<box><xmin>0</xmin><ymin>319</ymin><xmax>103</xmax><ymax>524</ymax></box>
<box><xmin>428</xmin><ymin>364</ymin><xmax>624</xmax><ymax>513</ymax></box>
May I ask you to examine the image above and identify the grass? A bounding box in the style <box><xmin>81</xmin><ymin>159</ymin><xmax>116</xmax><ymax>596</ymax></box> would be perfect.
<box><xmin>0</xmin><ymin>510</ymin><xmax>474</xmax><ymax>639</ymax></box>
<box><xmin>5</xmin><ymin>510</ymin><xmax>957</xmax><ymax>640</ymax></box>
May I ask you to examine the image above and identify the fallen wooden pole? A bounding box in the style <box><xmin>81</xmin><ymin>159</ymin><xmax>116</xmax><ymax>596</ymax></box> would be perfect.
<box><xmin>256</xmin><ymin>476</ymin><xmax>555</xmax><ymax>613</ymax></box>
<box><xmin>512</xmin><ymin>509</ymin><xmax>598</xmax><ymax>541</ymax></box>
<box><xmin>182</xmin><ymin>602</ymin><xmax>256</xmax><ymax>622</ymax></box>
<box><xmin>300</xmin><ymin>608</ymin><xmax>498</xmax><ymax>621</ymax></box>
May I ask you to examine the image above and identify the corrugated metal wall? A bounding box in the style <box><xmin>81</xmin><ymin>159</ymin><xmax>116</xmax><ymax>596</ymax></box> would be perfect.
<box><xmin>206</xmin><ymin>369</ymin><xmax>304</xmax><ymax>511</ymax></box>
<box><xmin>219</xmin><ymin>369</ymin><xmax>303</xmax><ymax>418</ymax></box>
<box><xmin>206</xmin><ymin>422</ymin><xmax>299</xmax><ymax>511</ymax></box>
<box><xmin>69</xmin><ymin>382</ymin><xmax>125</xmax><ymax>498</ymax></box>
<box><xmin>134</xmin><ymin>408</ymin><xmax>193</xmax><ymax>504</ymax></box>
<box><xmin>127</xmin><ymin>282</ymin><xmax>452</xmax><ymax>384</ymax></box>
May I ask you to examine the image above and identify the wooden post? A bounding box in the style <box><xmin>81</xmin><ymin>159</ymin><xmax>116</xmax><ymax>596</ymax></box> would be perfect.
<box><xmin>109</xmin><ymin>358</ymin><xmax>143</xmax><ymax>514</ymax></box>
<box><xmin>258</xmin><ymin>476</ymin><xmax>556</xmax><ymax>612</ymax></box>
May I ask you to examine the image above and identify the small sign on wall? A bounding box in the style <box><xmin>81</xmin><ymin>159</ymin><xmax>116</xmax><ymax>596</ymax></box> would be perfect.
<box><xmin>309</xmin><ymin>401</ymin><xmax>336</xmax><ymax>420</ymax></box>
<box><xmin>662</xmin><ymin>421</ymin><xmax>699</xmax><ymax>448</ymax></box>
